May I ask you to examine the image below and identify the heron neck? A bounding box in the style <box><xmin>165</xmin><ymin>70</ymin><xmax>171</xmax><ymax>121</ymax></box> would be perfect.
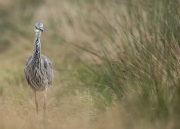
<box><xmin>33</xmin><ymin>35</ymin><xmax>41</xmax><ymax>58</ymax></box>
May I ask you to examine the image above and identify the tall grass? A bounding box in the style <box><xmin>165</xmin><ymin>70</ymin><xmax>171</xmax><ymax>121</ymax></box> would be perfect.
<box><xmin>71</xmin><ymin>0</ymin><xmax>180</xmax><ymax>128</ymax></box>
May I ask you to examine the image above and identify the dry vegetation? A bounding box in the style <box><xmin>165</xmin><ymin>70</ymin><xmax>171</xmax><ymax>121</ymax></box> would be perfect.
<box><xmin>0</xmin><ymin>0</ymin><xmax>180</xmax><ymax>129</ymax></box>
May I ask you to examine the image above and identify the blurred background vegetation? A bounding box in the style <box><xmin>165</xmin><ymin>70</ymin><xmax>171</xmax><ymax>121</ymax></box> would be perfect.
<box><xmin>0</xmin><ymin>0</ymin><xmax>180</xmax><ymax>128</ymax></box>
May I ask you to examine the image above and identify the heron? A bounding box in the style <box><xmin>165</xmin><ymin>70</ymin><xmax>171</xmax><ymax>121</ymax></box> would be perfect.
<box><xmin>24</xmin><ymin>22</ymin><xmax>54</xmax><ymax>120</ymax></box>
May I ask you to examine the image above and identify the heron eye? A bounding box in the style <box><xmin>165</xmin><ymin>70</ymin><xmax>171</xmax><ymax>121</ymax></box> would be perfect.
<box><xmin>35</xmin><ymin>26</ymin><xmax>38</xmax><ymax>29</ymax></box>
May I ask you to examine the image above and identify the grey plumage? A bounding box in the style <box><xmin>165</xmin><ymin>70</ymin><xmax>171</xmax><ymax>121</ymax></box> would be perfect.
<box><xmin>24</xmin><ymin>22</ymin><xmax>54</xmax><ymax>120</ymax></box>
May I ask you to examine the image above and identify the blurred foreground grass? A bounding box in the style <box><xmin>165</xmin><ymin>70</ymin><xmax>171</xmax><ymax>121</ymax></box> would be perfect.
<box><xmin>0</xmin><ymin>0</ymin><xmax>180</xmax><ymax>129</ymax></box>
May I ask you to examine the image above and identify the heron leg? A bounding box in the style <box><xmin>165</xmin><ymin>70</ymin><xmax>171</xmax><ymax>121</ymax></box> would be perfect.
<box><xmin>43</xmin><ymin>88</ymin><xmax>48</xmax><ymax>123</ymax></box>
<box><xmin>34</xmin><ymin>90</ymin><xmax>38</xmax><ymax>114</ymax></box>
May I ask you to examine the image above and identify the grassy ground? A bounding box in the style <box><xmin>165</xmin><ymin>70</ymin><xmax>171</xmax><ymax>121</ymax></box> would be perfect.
<box><xmin>0</xmin><ymin>0</ymin><xmax>180</xmax><ymax>129</ymax></box>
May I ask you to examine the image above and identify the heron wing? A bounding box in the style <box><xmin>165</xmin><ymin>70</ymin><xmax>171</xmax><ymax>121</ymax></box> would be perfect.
<box><xmin>24</xmin><ymin>55</ymin><xmax>32</xmax><ymax>85</ymax></box>
<box><xmin>42</xmin><ymin>55</ymin><xmax>54</xmax><ymax>85</ymax></box>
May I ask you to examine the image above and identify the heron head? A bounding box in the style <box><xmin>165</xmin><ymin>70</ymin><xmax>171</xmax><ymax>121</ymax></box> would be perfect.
<box><xmin>34</xmin><ymin>22</ymin><xmax>44</xmax><ymax>33</ymax></box>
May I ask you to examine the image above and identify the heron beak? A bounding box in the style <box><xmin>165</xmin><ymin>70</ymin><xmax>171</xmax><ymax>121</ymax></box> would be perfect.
<box><xmin>39</xmin><ymin>27</ymin><xmax>44</xmax><ymax>32</ymax></box>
